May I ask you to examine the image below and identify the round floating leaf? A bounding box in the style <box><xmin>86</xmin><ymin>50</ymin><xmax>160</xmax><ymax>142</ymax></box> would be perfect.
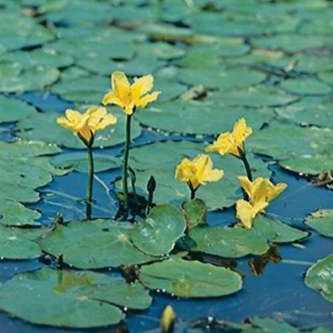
<box><xmin>16</xmin><ymin>109</ymin><xmax>141</xmax><ymax>149</ymax></box>
<box><xmin>305</xmin><ymin>255</ymin><xmax>333</xmax><ymax>302</ymax></box>
<box><xmin>189</xmin><ymin>225</ymin><xmax>269</xmax><ymax>258</ymax></box>
<box><xmin>137</xmin><ymin>101</ymin><xmax>274</xmax><ymax>135</ymax></box>
<box><xmin>130</xmin><ymin>205</ymin><xmax>186</xmax><ymax>256</ymax></box>
<box><xmin>139</xmin><ymin>257</ymin><xmax>242</xmax><ymax>298</ymax></box>
<box><xmin>0</xmin><ymin>95</ymin><xmax>37</xmax><ymax>123</ymax></box>
<box><xmin>182</xmin><ymin>198</ymin><xmax>207</xmax><ymax>230</ymax></box>
<box><xmin>248</xmin><ymin>121</ymin><xmax>333</xmax><ymax>160</ymax></box>
<box><xmin>305</xmin><ymin>210</ymin><xmax>333</xmax><ymax>238</ymax></box>
<box><xmin>178</xmin><ymin>67</ymin><xmax>265</xmax><ymax>90</ymax></box>
<box><xmin>319</xmin><ymin>72</ymin><xmax>333</xmax><ymax>86</ymax></box>
<box><xmin>212</xmin><ymin>86</ymin><xmax>297</xmax><ymax>107</ymax></box>
<box><xmin>279</xmin><ymin>78</ymin><xmax>331</xmax><ymax>95</ymax></box>
<box><xmin>116</xmin><ymin>141</ymin><xmax>270</xmax><ymax>210</ymax></box>
<box><xmin>252</xmin><ymin>34</ymin><xmax>333</xmax><ymax>53</ymax></box>
<box><xmin>0</xmin><ymin>62</ymin><xmax>59</xmax><ymax>92</ymax></box>
<box><xmin>0</xmin><ymin>268</ymin><xmax>125</xmax><ymax>328</ymax></box>
<box><xmin>250</xmin><ymin>317</ymin><xmax>300</xmax><ymax>333</ymax></box>
<box><xmin>0</xmin><ymin>49</ymin><xmax>73</xmax><ymax>69</ymax></box>
<box><xmin>0</xmin><ymin>225</ymin><xmax>44</xmax><ymax>259</ymax></box>
<box><xmin>39</xmin><ymin>220</ymin><xmax>155</xmax><ymax>269</ymax></box>
<box><xmin>275</xmin><ymin>98</ymin><xmax>333</xmax><ymax>128</ymax></box>
<box><xmin>280</xmin><ymin>155</ymin><xmax>333</xmax><ymax>175</ymax></box>
<box><xmin>252</xmin><ymin>215</ymin><xmax>308</xmax><ymax>243</ymax></box>
<box><xmin>0</xmin><ymin>13</ymin><xmax>54</xmax><ymax>50</ymax></box>
<box><xmin>91</xmin><ymin>280</ymin><xmax>152</xmax><ymax>310</ymax></box>
<box><xmin>52</xmin><ymin>152</ymin><xmax>121</xmax><ymax>173</ymax></box>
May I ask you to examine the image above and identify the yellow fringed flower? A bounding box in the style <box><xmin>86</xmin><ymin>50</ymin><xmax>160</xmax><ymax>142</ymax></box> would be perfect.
<box><xmin>206</xmin><ymin>118</ymin><xmax>253</xmax><ymax>158</ymax></box>
<box><xmin>160</xmin><ymin>305</ymin><xmax>176</xmax><ymax>333</ymax></box>
<box><xmin>102</xmin><ymin>71</ymin><xmax>161</xmax><ymax>115</ymax></box>
<box><xmin>236</xmin><ymin>176</ymin><xmax>287</xmax><ymax>228</ymax></box>
<box><xmin>175</xmin><ymin>154</ymin><xmax>224</xmax><ymax>191</ymax></box>
<box><xmin>57</xmin><ymin>106</ymin><xmax>117</xmax><ymax>145</ymax></box>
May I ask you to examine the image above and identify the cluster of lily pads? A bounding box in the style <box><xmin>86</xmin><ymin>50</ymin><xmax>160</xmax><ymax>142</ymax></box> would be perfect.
<box><xmin>0</xmin><ymin>0</ymin><xmax>332</xmax><ymax>331</ymax></box>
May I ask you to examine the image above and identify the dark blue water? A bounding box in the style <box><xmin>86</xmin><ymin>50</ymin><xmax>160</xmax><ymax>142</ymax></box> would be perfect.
<box><xmin>0</xmin><ymin>92</ymin><xmax>332</xmax><ymax>332</ymax></box>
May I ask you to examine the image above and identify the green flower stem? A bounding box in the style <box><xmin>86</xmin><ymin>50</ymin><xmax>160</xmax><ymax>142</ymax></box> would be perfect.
<box><xmin>122</xmin><ymin>114</ymin><xmax>132</xmax><ymax>210</ymax></box>
<box><xmin>189</xmin><ymin>183</ymin><xmax>197</xmax><ymax>200</ymax></box>
<box><xmin>240</xmin><ymin>151</ymin><xmax>253</xmax><ymax>181</ymax></box>
<box><xmin>86</xmin><ymin>144</ymin><xmax>94</xmax><ymax>220</ymax></box>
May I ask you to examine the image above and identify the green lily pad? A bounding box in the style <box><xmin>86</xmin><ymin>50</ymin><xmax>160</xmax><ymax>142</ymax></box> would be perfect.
<box><xmin>0</xmin><ymin>225</ymin><xmax>45</xmax><ymax>259</ymax></box>
<box><xmin>279</xmin><ymin>154</ymin><xmax>333</xmax><ymax>175</ymax></box>
<box><xmin>250</xmin><ymin>317</ymin><xmax>300</xmax><ymax>333</ymax></box>
<box><xmin>0</xmin><ymin>49</ymin><xmax>73</xmax><ymax>69</ymax></box>
<box><xmin>253</xmin><ymin>34</ymin><xmax>333</xmax><ymax>53</ymax></box>
<box><xmin>51</xmin><ymin>152</ymin><xmax>121</xmax><ymax>173</ymax></box>
<box><xmin>0</xmin><ymin>13</ymin><xmax>54</xmax><ymax>50</ymax></box>
<box><xmin>178</xmin><ymin>67</ymin><xmax>266</xmax><ymax>90</ymax></box>
<box><xmin>279</xmin><ymin>78</ymin><xmax>331</xmax><ymax>95</ymax></box>
<box><xmin>248</xmin><ymin>121</ymin><xmax>333</xmax><ymax>160</ymax></box>
<box><xmin>16</xmin><ymin>109</ymin><xmax>142</xmax><ymax>149</ymax></box>
<box><xmin>252</xmin><ymin>215</ymin><xmax>308</xmax><ymax>243</ymax></box>
<box><xmin>0</xmin><ymin>268</ymin><xmax>125</xmax><ymax>328</ymax></box>
<box><xmin>182</xmin><ymin>198</ymin><xmax>207</xmax><ymax>230</ymax></box>
<box><xmin>130</xmin><ymin>205</ymin><xmax>186</xmax><ymax>256</ymax></box>
<box><xmin>137</xmin><ymin>101</ymin><xmax>274</xmax><ymax>136</ymax></box>
<box><xmin>319</xmin><ymin>72</ymin><xmax>333</xmax><ymax>86</ymax></box>
<box><xmin>305</xmin><ymin>255</ymin><xmax>333</xmax><ymax>302</ymax></box>
<box><xmin>275</xmin><ymin>98</ymin><xmax>333</xmax><ymax>128</ymax></box>
<box><xmin>212</xmin><ymin>86</ymin><xmax>297</xmax><ymax>107</ymax></box>
<box><xmin>116</xmin><ymin>141</ymin><xmax>270</xmax><ymax>210</ymax></box>
<box><xmin>139</xmin><ymin>257</ymin><xmax>242</xmax><ymax>298</ymax></box>
<box><xmin>39</xmin><ymin>220</ymin><xmax>155</xmax><ymax>269</ymax></box>
<box><xmin>91</xmin><ymin>280</ymin><xmax>152</xmax><ymax>310</ymax></box>
<box><xmin>189</xmin><ymin>226</ymin><xmax>269</xmax><ymax>258</ymax></box>
<box><xmin>0</xmin><ymin>140</ymin><xmax>65</xmax><ymax>225</ymax></box>
<box><xmin>0</xmin><ymin>62</ymin><xmax>59</xmax><ymax>92</ymax></box>
<box><xmin>305</xmin><ymin>210</ymin><xmax>333</xmax><ymax>238</ymax></box>
<box><xmin>0</xmin><ymin>95</ymin><xmax>37</xmax><ymax>123</ymax></box>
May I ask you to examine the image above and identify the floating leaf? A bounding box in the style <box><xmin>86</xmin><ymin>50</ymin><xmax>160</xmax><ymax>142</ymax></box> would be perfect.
<box><xmin>0</xmin><ymin>268</ymin><xmax>125</xmax><ymax>328</ymax></box>
<box><xmin>279</xmin><ymin>78</ymin><xmax>331</xmax><ymax>95</ymax></box>
<box><xmin>182</xmin><ymin>199</ymin><xmax>207</xmax><ymax>230</ymax></box>
<box><xmin>130</xmin><ymin>205</ymin><xmax>186</xmax><ymax>256</ymax></box>
<box><xmin>305</xmin><ymin>210</ymin><xmax>333</xmax><ymax>238</ymax></box>
<box><xmin>39</xmin><ymin>220</ymin><xmax>155</xmax><ymax>269</ymax></box>
<box><xmin>305</xmin><ymin>255</ymin><xmax>333</xmax><ymax>302</ymax></box>
<box><xmin>139</xmin><ymin>257</ymin><xmax>242</xmax><ymax>298</ymax></box>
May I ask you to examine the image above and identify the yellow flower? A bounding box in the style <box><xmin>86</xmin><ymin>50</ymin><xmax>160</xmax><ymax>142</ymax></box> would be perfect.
<box><xmin>206</xmin><ymin>118</ymin><xmax>252</xmax><ymax>157</ymax></box>
<box><xmin>102</xmin><ymin>71</ymin><xmax>161</xmax><ymax>115</ymax></box>
<box><xmin>175</xmin><ymin>154</ymin><xmax>224</xmax><ymax>191</ymax></box>
<box><xmin>57</xmin><ymin>106</ymin><xmax>117</xmax><ymax>144</ymax></box>
<box><xmin>236</xmin><ymin>176</ymin><xmax>287</xmax><ymax>228</ymax></box>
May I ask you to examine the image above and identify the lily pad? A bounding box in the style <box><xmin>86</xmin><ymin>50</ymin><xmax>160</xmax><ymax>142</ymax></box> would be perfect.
<box><xmin>0</xmin><ymin>225</ymin><xmax>45</xmax><ymax>259</ymax></box>
<box><xmin>189</xmin><ymin>225</ymin><xmax>269</xmax><ymax>258</ymax></box>
<box><xmin>182</xmin><ymin>199</ymin><xmax>207</xmax><ymax>230</ymax></box>
<box><xmin>139</xmin><ymin>257</ymin><xmax>242</xmax><ymax>298</ymax></box>
<box><xmin>0</xmin><ymin>95</ymin><xmax>37</xmax><ymax>123</ymax></box>
<box><xmin>305</xmin><ymin>210</ymin><xmax>333</xmax><ymax>238</ymax></box>
<box><xmin>0</xmin><ymin>268</ymin><xmax>125</xmax><ymax>328</ymax></box>
<box><xmin>279</xmin><ymin>78</ymin><xmax>331</xmax><ymax>96</ymax></box>
<box><xmin>137</xmin><ymin>101</ymin><xmax>274</xmax><ymax>136</ymax></box>
<box><xmin>130</xmin><ymin>205</ymin><xmax>186</xmax><ymax>256</ymax></box>
<box><xmin>305</xmin><ymin>255</ymin><xmax>333</xmax><ymax>302</ymax></box>
<box><xmin>38</xmin><ymin>220</ymin><xmax>155</xmax><ymax>269</ymax></box>
<box><xmin>0</xmin><ymin>62</ymin><xmax>59</xmax><ymax>92</ymax></box>
<box><xmin>212</xmin><ymin>86</ymin><xmax>297</xmax><ymax>108</ymax></box>
<box><xmin>51</xmin><ymin>152</ymin><xmax>121</xmax><ymax>173</ymax></box>
<box><xmin>16</xmin><ymin>109</ymin><xmax>142</xmax><ymax>149</ymax></box>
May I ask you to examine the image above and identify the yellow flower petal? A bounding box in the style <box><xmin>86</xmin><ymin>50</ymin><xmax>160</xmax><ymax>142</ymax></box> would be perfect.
<box><xmin>236</xmin><ymin>199</ymin><xmax>256</xmax><ymax>229</ymax></box>
<box><xmin>102</xmin><ymin>91</ymin><xmax>123</xmax><ymax>107</ymax></box>
<box><xmin>131</xmin><ymin>74</ymin><xmax>154</xmax><ymax>100</ymax></box>
<box><xmin>233</xmin><ymin>118</ymin><xmax>253</xmax><ymax>146</ymax></box>
<box><xmin>136</xmin><ymin>91</ymin><xmax>161</xmax><ymax>108</ymax></box>
<box><xmin>161</xmin><ymin>305</ymin><xmax>176</xmax><ymax>333</ymax></box>
<box><xmin>111</xmin><ymin>71</ymin><xmax>131</xmax><ymax>101</ymax></box>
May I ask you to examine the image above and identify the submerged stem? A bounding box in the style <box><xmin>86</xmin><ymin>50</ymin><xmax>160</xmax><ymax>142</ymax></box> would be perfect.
<box><xmin>86</xmin><ymin>144</ymin><xmax>94</xmax><ymax>220</ymax></box>
<box><xmin>122</xmin><ymin>114</ymin><xmax>132</xmax><ymax>210</ymax></box>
